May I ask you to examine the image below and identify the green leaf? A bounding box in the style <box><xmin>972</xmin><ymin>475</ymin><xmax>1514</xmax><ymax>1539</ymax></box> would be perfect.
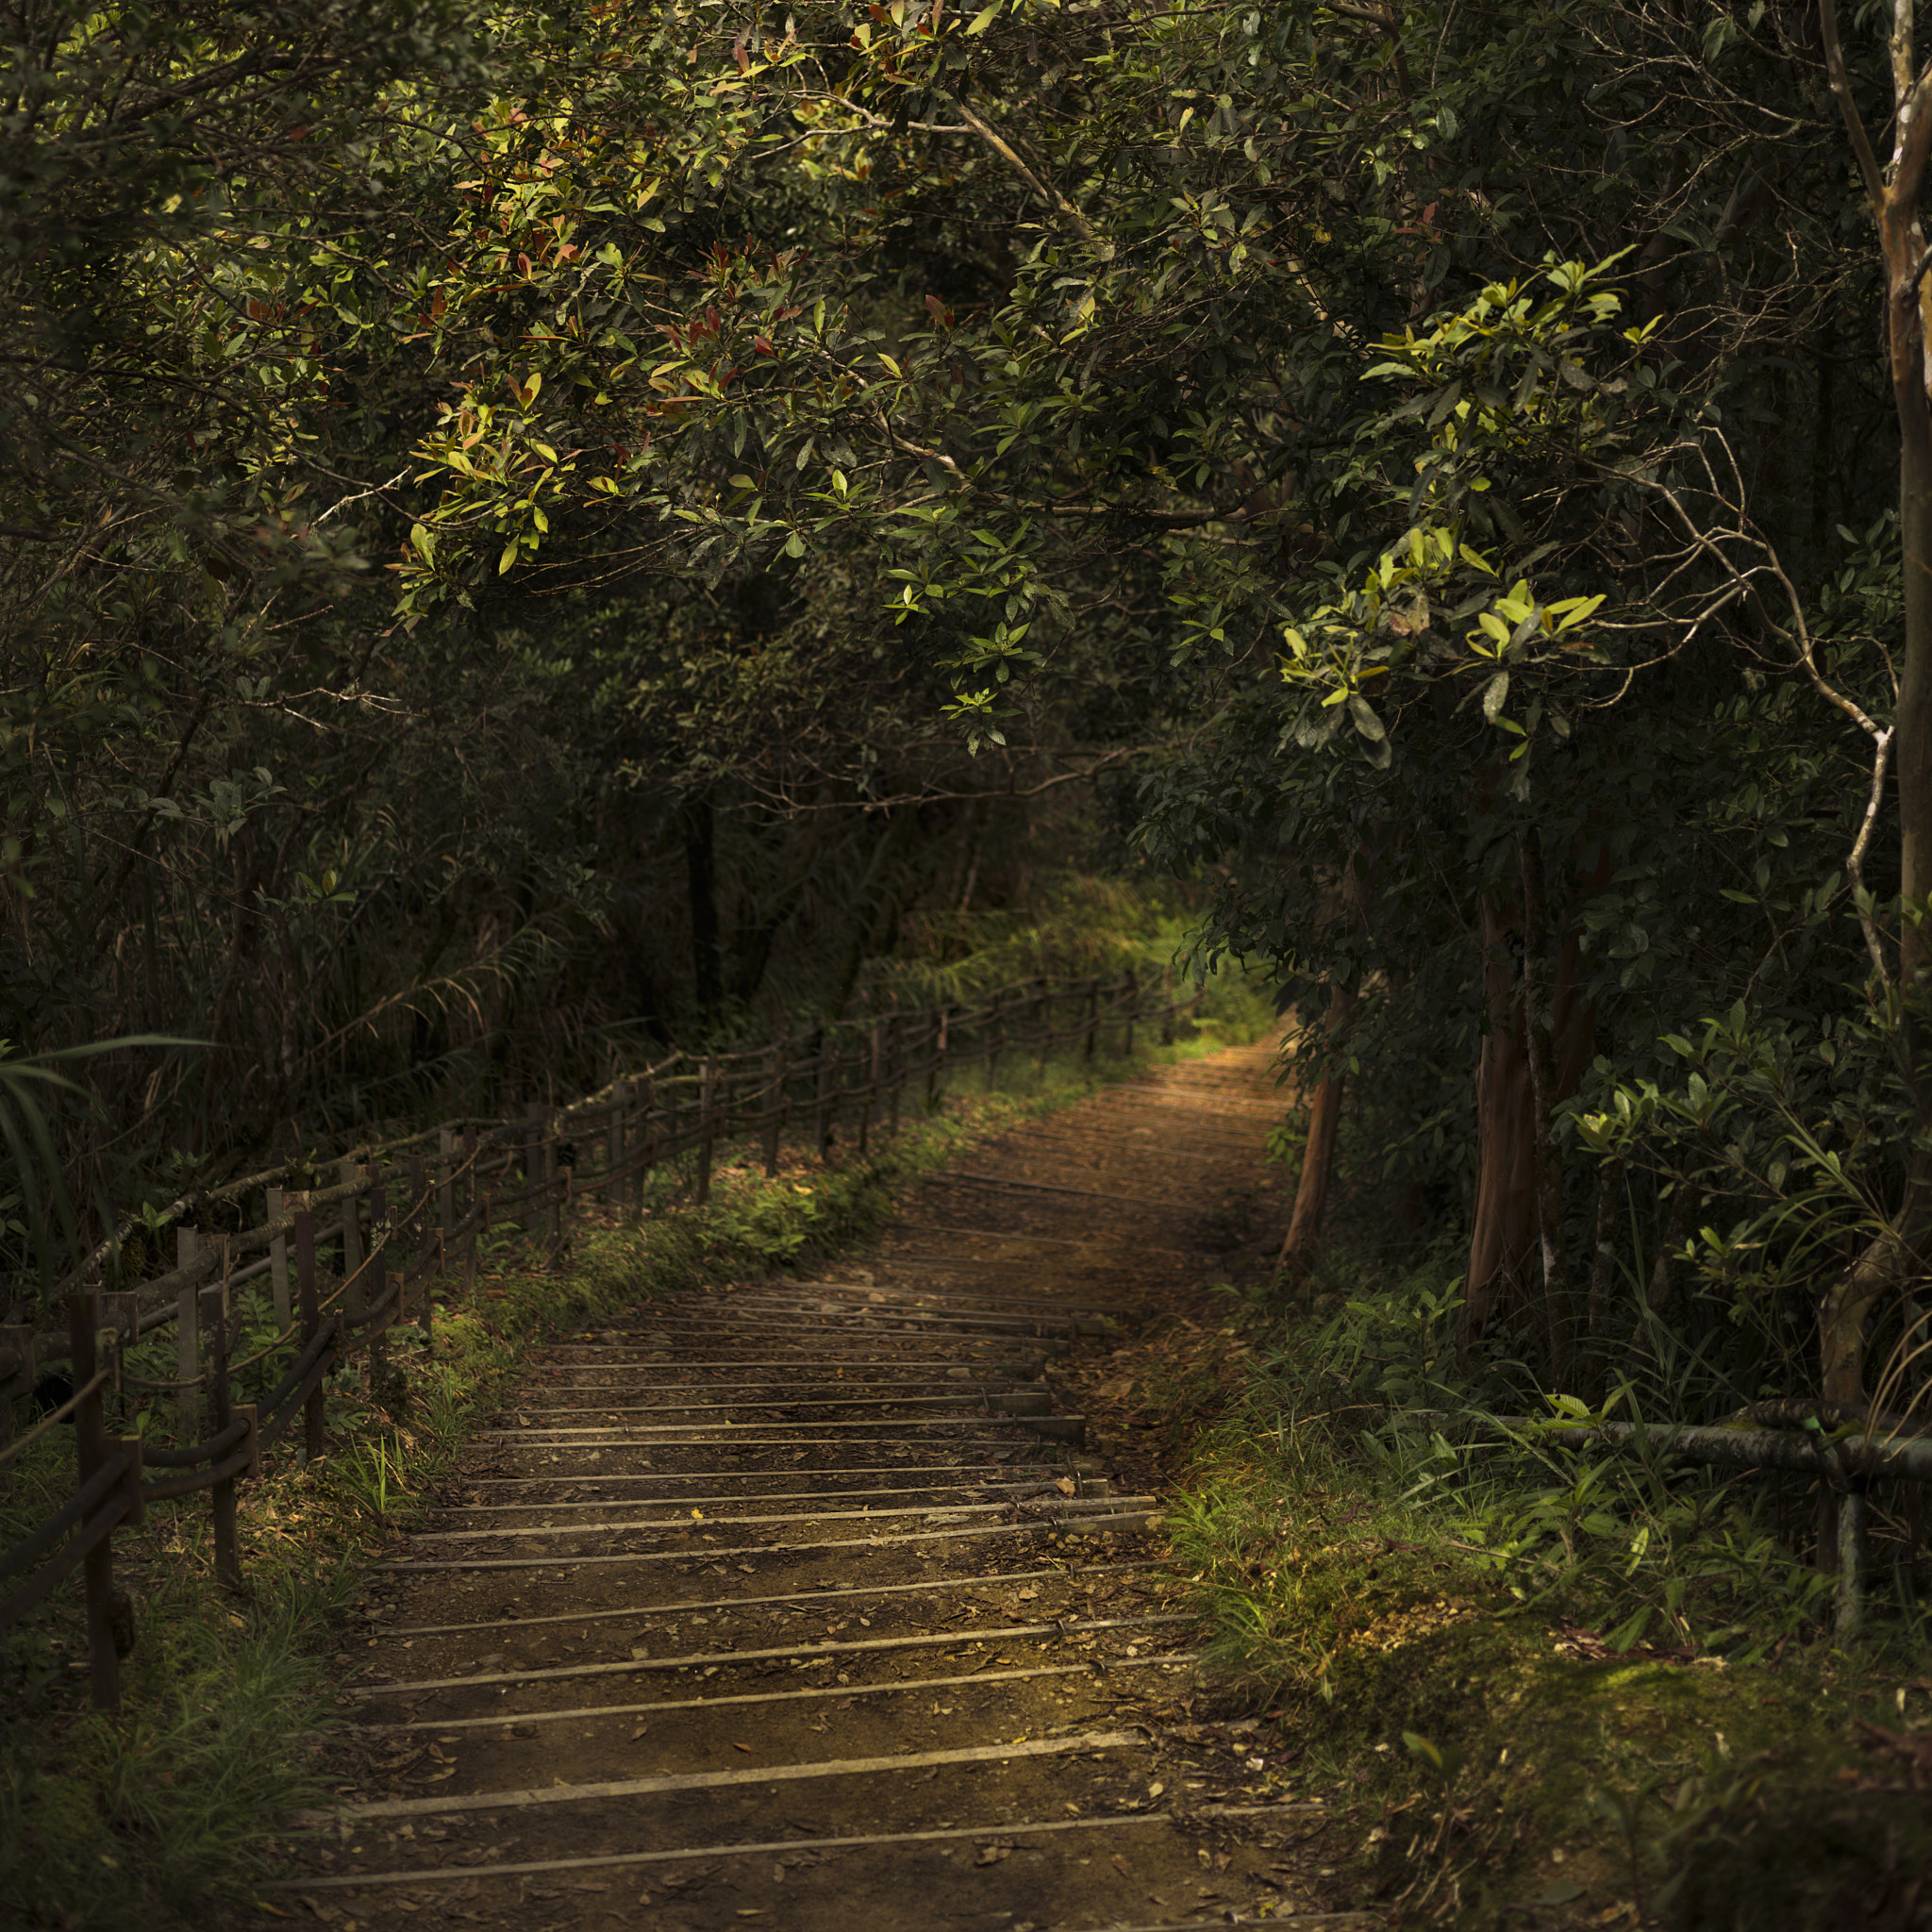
<box><xmin>1606</xmin><ymin>1605</ymin><xmax>1651</xmax><ymax>1651</ymax></box>
<box><xmin>1403</xmin><ymin>1731</ymin><xmax>1463</xmax><ymax>1781</ymax></box>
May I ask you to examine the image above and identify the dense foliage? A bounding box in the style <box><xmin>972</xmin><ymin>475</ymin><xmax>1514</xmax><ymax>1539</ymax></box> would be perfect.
<box><xmin>7</xmin><ymin>0</ymin><xmax>1932</xmax><ymax>1504</ymax></box>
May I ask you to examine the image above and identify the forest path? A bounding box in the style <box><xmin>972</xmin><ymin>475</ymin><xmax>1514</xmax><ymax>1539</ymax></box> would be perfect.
<box><xmin>279</xmin><ymin>1040</ymin><xmax>1373</xmax><ymax>1932</ymax></box>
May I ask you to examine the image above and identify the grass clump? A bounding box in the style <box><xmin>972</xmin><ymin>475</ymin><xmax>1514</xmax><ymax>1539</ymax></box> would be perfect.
<box><xmin>0</xmin><ymin>1560</ymin><xmax>350</xmax><ymax>1929</ymax></box>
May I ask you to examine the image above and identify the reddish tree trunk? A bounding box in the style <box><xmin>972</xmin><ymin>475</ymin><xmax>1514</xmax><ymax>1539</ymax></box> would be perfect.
<box><xmin>1463</xmin><ymin>887</ymin><xmax>1540</xmax><ymax>1340</ymax></box>
<box><xmin>1277</xmin><ymin>978</ymin><xmax>1356</xmax><ymax>1281</ymax></box>
<box><xmin>1462</xmin><ymin>852</ymin><xmax>1600</xmax><ymax>1345</ymax></box>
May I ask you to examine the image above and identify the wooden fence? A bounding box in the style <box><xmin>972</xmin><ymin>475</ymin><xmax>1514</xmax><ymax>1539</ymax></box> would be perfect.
<box><xmin>0</xmin><ymin>968</ymin><xmax>1203</xmax><ymax>1707</ymax></box>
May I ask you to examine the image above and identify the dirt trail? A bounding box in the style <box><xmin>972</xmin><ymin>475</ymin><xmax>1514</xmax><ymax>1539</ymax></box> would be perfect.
<box><xmin>274</xmin><ymin>1041</ymin><xmax>1372</xmax><ymax>1932</ymax></box>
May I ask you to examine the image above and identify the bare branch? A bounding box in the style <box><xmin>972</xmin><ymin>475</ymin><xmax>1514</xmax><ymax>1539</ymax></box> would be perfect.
<box><xmin>1633</xmin><ymin>451</ymin><xmax>1891</xmax><ymax>738</ymax></box>
<box><xmin>1850</xmin><ymin>725</ymin><xmax>1898</xmax><ymax>985</ymax></box>
<box><xmin>948</xmin><ymin>94</ymin><xmax>1111</xmax><ymax>255</ymax></box>
<box><xmin>317</xmin><ymin>465</ymin><xmax>414</xmax><ymax>525</ymax></box>
<box><xmin>1821</xmin><ymin>0</ymin><xmax>1888</xmax><ymax>208</ymax></box>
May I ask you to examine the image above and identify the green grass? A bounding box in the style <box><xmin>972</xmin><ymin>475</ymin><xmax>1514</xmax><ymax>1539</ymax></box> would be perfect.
<box><xmin>1157</xmin><ymin>1241</ymin><xmax>1932</xmax><ymax>1930</ymax></box>
<box><xmin>0</xmin><ymin>955</ymin><xmax>1273</xmax><ymax>1929</ymax></box>
<box><xmin>0</xmin><ymin>1562</ymin><xmax>350</xmax><ymax>1930</ymax></box>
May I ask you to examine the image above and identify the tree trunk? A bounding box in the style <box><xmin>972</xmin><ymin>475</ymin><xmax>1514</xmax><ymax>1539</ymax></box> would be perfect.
<box><xmin>1517</xmin><ymin>827</ymin><xmax>1579</xmax><ymax>1386</ymax></box>
<box><xmin>1463</xmin><ymin>889</ymin><xmax>1539</xmax><ymax>1339</ymax></box>
<box><xmin>1584</xmin><ymin>1153</ymin><xmax>1626</xmax><ymax>1394</ymax></box>
<box><xmin>1277</xmin><ymin>978</ymin><xmax>1356</xmax><ymax>1282</ymax></box>
<box><xmin>828</xmin><ymin>804</ymin><xmax>924</xmax><ymax>1019</ymax></box>
<box><xmin>1464</xmin><ymin>831</ymin><xmax>1604</xmax><ymax>1347</ymax></box>
<box><xmin>1816</xmin><ymin>0</ymin><xmax>1932</xmax><ymax>1404</ymax></box>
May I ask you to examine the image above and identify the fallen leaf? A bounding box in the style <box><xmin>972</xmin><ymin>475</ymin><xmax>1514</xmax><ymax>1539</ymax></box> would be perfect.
<box><xmin>732</xmin><ymin>1741</ymin><xmax>753</xmax><ymax>1753</ymax></box>
<box><xmin>1057</xmin><ymin>1477</ymin><xmax>1075</xmax><ymax>1495</ymax></box>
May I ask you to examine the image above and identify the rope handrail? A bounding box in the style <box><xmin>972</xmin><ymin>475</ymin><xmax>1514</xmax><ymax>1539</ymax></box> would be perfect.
<box><xmin>52</xmin><ymin>974</ymin><xmax>1156</xmax><ymax>1301</ymax></box>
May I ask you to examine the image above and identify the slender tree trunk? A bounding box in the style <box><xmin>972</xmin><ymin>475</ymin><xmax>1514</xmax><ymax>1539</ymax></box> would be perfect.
<box><xmin>1277</xmin><ymin>978</ymin><xmax>1356</xmax><ymax>1282</ymax></box>
<box><xmin>1464</xmin><ymin>888</ymin><xmax>1539</xmax><ymax>1339</ymax></box>
<box><xmin>1584</xmin><ymin>1153</ymin><xmax>1625</xmax><ymax>1394</ymax></box>
<box><xmin>829</xmin><ymin>804</ymin><xmax>923</xmax><ymax>1019</ymax></box>
<box><xmin>1817</xmin><ymin>0</ymin><xmax>1932</xmax><ymax>1405</ymax></box>
<box><xmin>1517</xmin><ymin>827</ymin><xmax>1579</xmax><ymax>1385</ymax></box>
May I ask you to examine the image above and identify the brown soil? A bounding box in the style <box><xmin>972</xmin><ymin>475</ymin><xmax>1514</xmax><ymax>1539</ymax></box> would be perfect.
<box><xmin>257</xmin><ymin>1041</ymin><xmax>1374</xmax><ymax>1932</ymax></box>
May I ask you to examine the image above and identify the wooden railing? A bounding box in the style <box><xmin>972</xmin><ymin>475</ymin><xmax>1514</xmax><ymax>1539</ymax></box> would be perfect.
<box><xmin>0</xmin><ymin>967</ymin><xmax>1204</xmax><ymax>1707</ymax></box>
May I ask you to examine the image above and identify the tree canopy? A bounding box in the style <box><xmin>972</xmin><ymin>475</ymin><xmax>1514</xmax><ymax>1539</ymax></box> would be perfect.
<box><xmin>6</xmin><ymin>0</ymin><xmax>1931</xmax><ymax>1458</ymax></box>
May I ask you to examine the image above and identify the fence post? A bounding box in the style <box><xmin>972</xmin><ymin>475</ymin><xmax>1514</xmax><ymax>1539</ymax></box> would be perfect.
<box><xmin>338</xmin><ymin>1158</ymin><xmax>364</xmax><ymax>1281</ymax></box>
<box><xmin>859</xmin><ymin>1024</ymin><xmax>882</xmax><ymax>1159</ymax></box>
<box><xmin>1123</xmin><ymin>966</ymin><xmax>1138</xmax><ymax>1058</ymax></box>
<box><xmin>545</xmin><ymin>1108</ymin><xmax>562</xmax><ymax>1247</ymax></box>
<box><xmin>175</xmin><ymin>1226</ymin><xmax>199</xmax><ymax>1440</ymax></box>
<box><xmin>67</xmin><ymin>1292</ymin><xmax>121</xmax><ymax>1711</ymax></box>
<box><xmin>409</xmin><ymin>1152</ymin><xmax>433</xmax><ymax>1343</ymax></box>
<box><xmin>0</xmin><ymin>1322</ymin><xmax>34</xmax><ymax>1448</ymax></box>
<box><xmin>520</xmin><ymin>1101</ymin><xmax>545</xmax><ymax>1242</ymax></box>
<box><xmin>102</xmin><ymin>1292</ymin><xmax>139</xmax><ymax>1409</ymax></box>
<box><xmin>762</xmin><ymin>1049</ymin><xmax>784</xmax><ymax>1177</ymax></box>
<box><xmin>814</xmin><ymin>1036</ymin><xmax>834</xmax><ymax>1161</ymax></box>
<box><xmin>696</xmin><ymin>1058</ymin><xmax>718</xmax><ymax>1204</ymax></box>
<box><xmin>1084</xmin><ymin>977</ymin><xmax>1099</xmax><ymax>1061</ymax></box>
<box><xmin>367</xmin><ymin>1169</ymin><xmax>391</xmax><ymax>1391</ymax></box>
<box><xmin>295</xmin><ymin>1198</ymin><xmax>324</xmax><ymax>1465</ymax></box>
<box><xmin>641</xmin><ymin>1081</ymin><xmax>664</xmax><ymax>1213</ymax></box>
<box><xmin>927</xmin><ymin>1008</ymin><xmax>946</xmax><ymax>1113</ymax></box>
<box><xmin>339</xmin><ymin>1162</ymin><xmax>366</xmax><ymax>1392</ymax></box>
<box><xmin>439</xmin><ymin>1128</ymin><xmax>457</xmax><ymax>1260</ymax></box>
<box><xmin>984</xmin><ymin>993</ymin><xmax>1002</xmax><ymax>1091</ymax></box>
<box><xmin>885</xmin><ymin>1015</ymin><xmax>903</xmax><ymax>1139</ymax></box>
<box><xmin>1837</xmin><ymin>1477</ymin><xmax>1871</xmax><ymax>1643</ymax></box>
<box><xmin>462</xmin><ymin>1126</ymin><xmax>479</xmax><ymax>1287</ymax></box>
<box><xmin>204</xmin><ymin>1274</ymin><xmax>242</xmax><ymax>1592</ymax></box>
<box><xmin>1160</xmin><ymin>962</ymin><xmax>1175</xmax><ymax>1046</ymax></box>
<box><xmin>267</xmin><ymin>1187</ymin><xmax>291</xmax><ymax>1328</ymax></box>
<box><xmin>607</xmin><ymin>1084</ymin><xmax>626</xmax><ymax>1208</ymax></box>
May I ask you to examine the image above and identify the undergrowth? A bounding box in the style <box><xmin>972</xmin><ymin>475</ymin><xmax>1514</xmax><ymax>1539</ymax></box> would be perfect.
<box><xmin>0</xmin><ymin>953</ymin><xmax>1269</xmax><ymax>1928</ymax></box>
<box><xmin>1159</xmin><ymin>1241</ymin><xmax>1932</xmax><ymax>1929</ymax></box>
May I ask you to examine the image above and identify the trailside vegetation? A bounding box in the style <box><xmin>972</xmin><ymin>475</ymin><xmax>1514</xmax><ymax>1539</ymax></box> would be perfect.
<box><xmin>11</xmin><ymin>0</ymin><xmax>1932</xmax><ymax>1902</ymax></box>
